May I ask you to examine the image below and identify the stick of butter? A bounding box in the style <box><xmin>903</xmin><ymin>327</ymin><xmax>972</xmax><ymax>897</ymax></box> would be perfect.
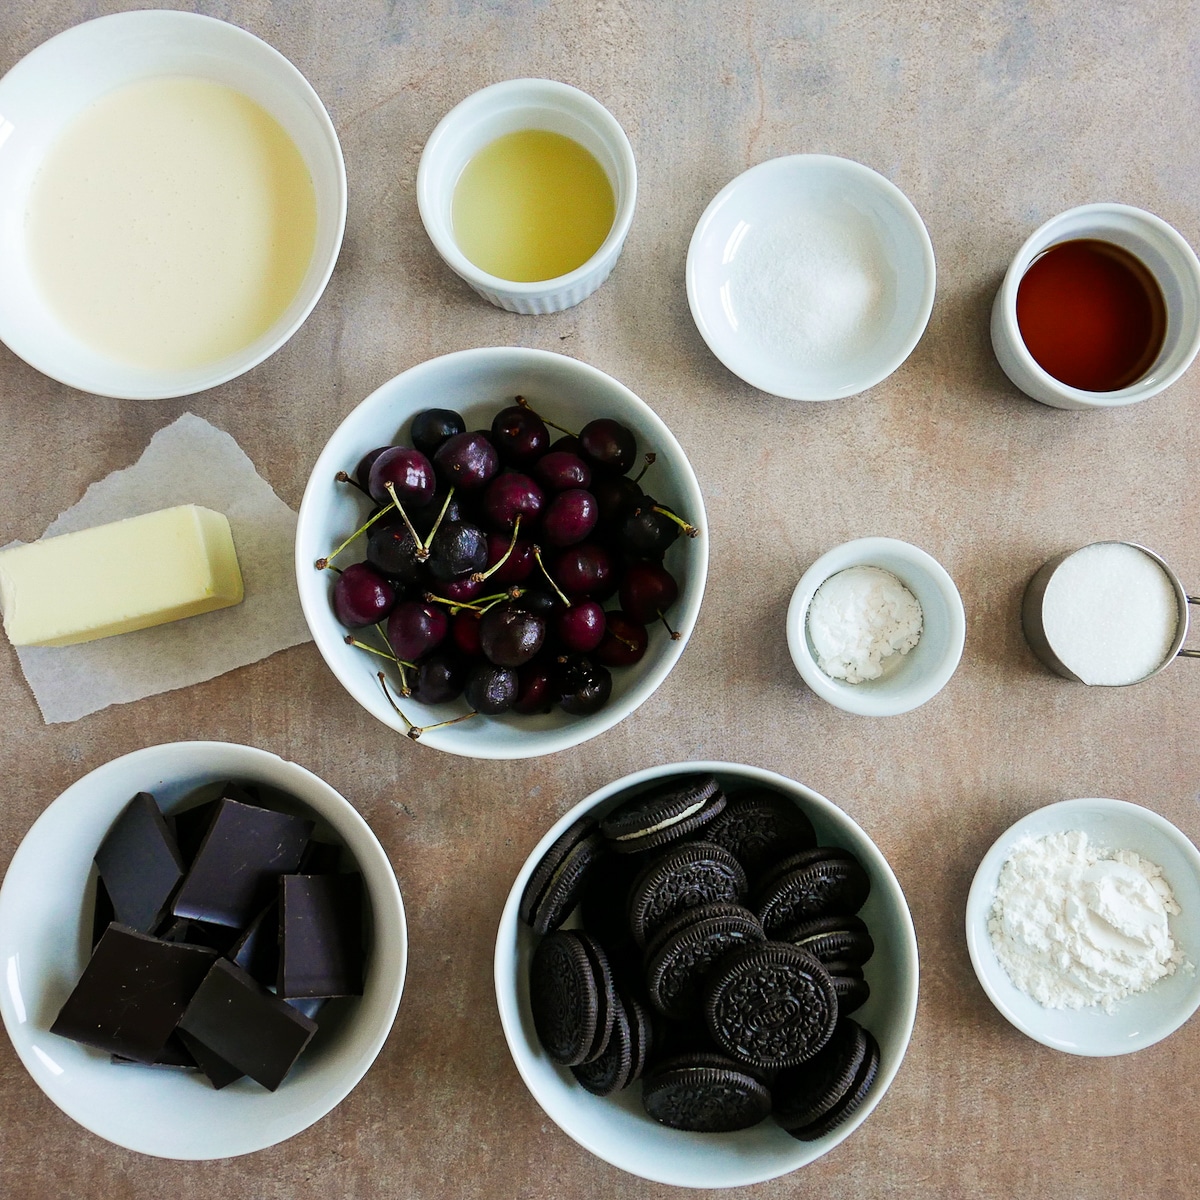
<box><xmin>0</xmin><ymin>505</ymin><xmax>244</xmax><ymax>647</ymax></box>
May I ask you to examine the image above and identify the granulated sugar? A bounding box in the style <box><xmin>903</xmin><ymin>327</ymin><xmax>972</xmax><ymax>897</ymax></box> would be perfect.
<box><xmin>730</xmin><ymin>209</ymin><xmax>886</xmax><ymax>369</ymax></box>
<box><xmin>1040</xmin><ymin>543</ymin><xmax>1178</xmax><ymax>685</ymax></box>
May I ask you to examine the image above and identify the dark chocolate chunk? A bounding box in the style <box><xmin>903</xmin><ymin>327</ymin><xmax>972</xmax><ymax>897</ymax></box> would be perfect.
<box><xmin>50</xmin><ymin>924</ymin><xmax>217</xmax><ymax>1063</ymax></box>
<box><xmin>298</xmin><ymin>840</ymin><xmax>344</xmax><ymax>874</ymax></box>
<box><xmin>156</xmin><ymin>916</ymin><xmax>240</xmax><ymax>955</ymax></box>
<box><xmin>277</xmin><ymin>874</ymin><xmax>364</xmax><ymax>999</ymax></box>
<box><xmin>175</xmin><ymin>1028</ymin><xmax>244</xmax><ymax>1090</ymax></box>
<box><xmin>285</xmin><ymin>996</ymin><xmax>327</xmax><ymax>1021</ymax></box>
<box><xmin>178</xmin><ymin>958</ymin><xmax>317</xmax><ymax>1092</ymax></box>
<box><xmin>229</xmin><ymin>900</ymin><xmax>281</xmax><ymax>988</ymax></box>
<box><xmin>94</xmin><ymin>792</ymin><xmax>185</xmax><ymax>933</ymax></box>
<box><xmin>172</xmin><ymin>798</ymin><xmax>313</xmax><ymax>928</ymax></box>
<box><xmin>91</xmin><ymin>877</ymin><xmax>114</xmax><ymax>950</ymax></box>
<box><xmin>172</xmin><ymin>799</ymin><xmax>219</xmax><ymax>867</ymax></box>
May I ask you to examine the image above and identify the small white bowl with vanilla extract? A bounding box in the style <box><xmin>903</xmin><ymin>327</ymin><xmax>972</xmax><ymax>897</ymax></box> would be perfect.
<box><xmin>417</xmin><ymin>79</ymin><xmax>637</xmax><ymax>314</ymax></box>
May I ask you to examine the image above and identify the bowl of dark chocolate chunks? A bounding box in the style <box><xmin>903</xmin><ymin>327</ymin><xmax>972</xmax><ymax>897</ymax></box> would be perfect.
<box><xmin>0</xmin><ymin>741</ymin><xmax>406</xmax><ymax>1159</ymax></box>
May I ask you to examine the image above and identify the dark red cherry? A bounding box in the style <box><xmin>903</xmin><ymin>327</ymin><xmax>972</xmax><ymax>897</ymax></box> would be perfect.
<box><xmin>491</xmin><ymin>404</ymin><xmax>550</xmax><ymax>466</ymax></box>
<box><xmin>619</xmin><ymin>561</ymin><xmax>679</xmax><ymax>624</ymax></box>
<box><xmin>354</xmin><ymin>446</ymin><xmax>390</xmax><ymax>490</ymax></box>
<box><xmin>332</xmin><ymin>562</ymin><xmax>396</xmax><ymax>628</ymax></box>
<box><xmin>367</xmin><ymin>516</ymin><xmax>424</xmax><ymax>584</ymax></box>
<box><xmin>592</xmin><ymin>472</ymin><xmax>644</xmax><ymax>527</ymax></box>
<box><xmin>534</xmin><ymin>451</ymin><xmax>591</xmax><ymax>492</ymax></box>
<box><xmin>595</xmin><ymin>611</ymin><xmax>649</xmax><ymax>667</ymax></box>
<box><xmin>411</xmin><ymin>408</ymin><xmax>465</xmax><ymax>458</ymax></box>
<box><xmin>485</xmin><ymin>533</ymin><xmax>535</xmax><ymax>583</ymax></box>
<box><xmin>482</xmin><ymin>472</ymin><xmax>544</xmax><ymax>531</ymax></box>
<box><xmin>542</xmin><ymin>488</ymin><xmax>598</xmax><ymax>547</ymax></box>
<box><xmin>428</xmin><ymin>520</ymin><xmax>488</xmax><ymax>580</ymax></box>
<box><xmin>386</xmin><ymin>601</ymin><xmax>449</xmax><ymax>661</ymax></box>
<box><xmin>513</xmin><ymin>655</ymin><xmax>555</xmax><ymax>715</ymax></box>
<box><xmin>552</xmin><ymin>542</ymin><xmax>614</xmax><ymax>598</ymax></box>
<box><xmin>434</xmin><ymin>431</ymin><xmax>500</xmax><ymax>490</ymax></box>
<box><xmin>368</xmin><ymin>446</ymin><xmax>436</xmax><ymax>507</ymax></box>
<box><xmin>452</xmin><ymin>610</ymin><xmax>483</xmax><ymax>657</ymax></box>
<box><xmin>465</xmin><ymin>663</ymin><xmax>518</xmax><ymax>713</ymax></box>
<box><xmin>479</xmin><ymin>606</ymin><xmax>546</xmax><ymax>667</ymax></box>
<box><xmin>556</xmin><ymin>601</ymin><xmax>606</xmax><ymax>653</ymax></box>
<box><xmin>579</xmin><ymin>418</ymin><xmax>637</xmax><ymax>474</ymax></box>
<box><xmin>554</xmin><ymin>654</ymin><xmax>613</xmax><ymax>715</ymax></box>
<box><xmin>411</xmin><ymin>651</ymin><xmax>467</xmax><ymax>705</ymax></box>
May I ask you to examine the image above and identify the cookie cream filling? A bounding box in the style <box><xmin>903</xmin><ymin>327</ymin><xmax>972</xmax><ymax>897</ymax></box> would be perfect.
<box><xmin>612</xmin><ymin>798</ymin><xmax>706</xmax><ymax>840</ymax></box>
<box><xmin>988</xmin><ymin>830</ymin><xmax>1186</xmax><ymax>1013</ymax></box>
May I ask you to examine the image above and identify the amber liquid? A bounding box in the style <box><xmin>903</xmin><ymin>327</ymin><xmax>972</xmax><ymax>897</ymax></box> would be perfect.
<box><xmin>1015</xmin><ymin>239</ymin><xmax>1167</xmax><ymax>392</ymax></box>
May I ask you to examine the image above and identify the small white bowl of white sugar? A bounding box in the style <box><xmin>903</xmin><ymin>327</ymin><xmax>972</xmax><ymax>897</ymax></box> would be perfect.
<box><xmin>686</xmin><ymin>155</ymin><xmax>936</xmax><ymax>401</ymax></box>
<box><xmin>785</xmin><ymin>537</ymin><xmax>965</xmax><ymax>717</ymax></box>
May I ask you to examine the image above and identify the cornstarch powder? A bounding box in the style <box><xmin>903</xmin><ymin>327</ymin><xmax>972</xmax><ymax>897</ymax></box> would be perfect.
<box><xmin>806</xmin><ymin>566</ymin><xmax>922</xmax><ymax>683</ymax></box>
<box><xmin>988</xmin><ymin>830</ymin><xmax>1185</xmax><ymax>1013</ymax></box>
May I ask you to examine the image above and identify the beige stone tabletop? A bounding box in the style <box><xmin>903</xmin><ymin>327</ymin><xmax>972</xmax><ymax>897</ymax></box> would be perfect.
<box><xmin>1</xmin><ymin>1</ymin><xmax>1198</xmax><ymax>1196</ymax></box>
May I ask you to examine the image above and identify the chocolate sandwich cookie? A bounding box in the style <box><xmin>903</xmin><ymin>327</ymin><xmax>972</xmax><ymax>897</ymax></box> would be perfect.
<box><xmin>529</xmin><ymin>930</ymin><xmax>602</xmax><ymax>1067</ymax></box>
<box><xmin>576</xmin><ymin>932</ymin><xmax>618</xmax><ymax>1063</ymax></box>
<box><xmin>703</xmin><ymin>942</ymin><xmax>838</xmax><ymax>1070</ymax></box>
<box><xmin>826</xmin><ymin>963</ymin><xmax>870</xmax><ymax>1016</ymax></box>
<box><xmin>642</xmin><ymin>1052</ymin><xmax>773</xmax><ymax>1132</ymax></box>
<box><xmin>519</xmin><ymin>815</ymin><xmax>606</xmax><ymax>936</ymax></box>
<box><xmin>755</xmin><ymin>847</ymin><xmax>871</xmax><ymax>934</ymax></box>
<box><xmin>781</xmin><ymin>1026</ymin><xmax>881</xmax><ymax>1141</ymax></box>
<box><xmin>572</xmin><ymin>987</ymin><xmax>652</xmax><ymax>1096</ymax></box>
<box><xmin>772</xmin><ymin>1018</ymin><xmax>868</xmax><ymax>1131</ymax></box>
<box><xmin>600</xmin><ymin>774</ymin><xmax>726</xmax><ymax>855</ymax></box>
<box><xmin>627</xmin><ymin>841</ymin><xmax>748</xmax><ymax>949</ymax></box>
<box><xmin>777</xmin><ymin>914</ymin><xmax>875</xmax><ymax>967</ymax></box>
<box><xmin>644</xmin><ymin>903</ymin><xmax>765</xmax><ymax>1020</ymax></box>
<box><xmin>702</xmin><ymin>789</ymin><xmax>817</xmax><ymax>878</ymax></box>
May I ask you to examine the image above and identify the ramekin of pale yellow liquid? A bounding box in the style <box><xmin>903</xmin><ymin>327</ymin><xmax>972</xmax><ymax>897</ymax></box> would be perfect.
<box><xmin>417</xmin><ymin>79</ymin><xmax>637</xmax><ymax>315</ymax></box>
<box><xmin>0</xmin><ymin>11</ymin><xmax>346</xmax><ymax>400</ymax></box>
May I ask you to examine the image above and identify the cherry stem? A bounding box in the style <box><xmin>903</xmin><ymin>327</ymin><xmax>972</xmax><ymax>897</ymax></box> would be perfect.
<box><xmin>652</xmin><ymin>505</ymin><xmax>699</xmax><ymax>538</ymax></box>
<box><xmin>343</xmin><ymin>635</ymin><xmax>399</xmax><ymax>663</ymax></box>
<box><xmin>376</xmin><ymin>672</ymin><xmax>478</xmax><ymax>741</ymax></box>
<box><xmin>657</xmin><ymin>610</ymin><xmax>682</xmax><ymax>641</ymax></box>
<box><xmin>531</xmin><ymin>544</ymin><xmax>571</xmax><ymax>607</ymax></box>
<box><xmin>335</xmin><ymin>469</ymin><xmax>372</xmax><ymax>499</ymax></box>
<box><xmin>316</xmin><ymin>500</ymin><xmax>396</xmax><ymax>569</ymax></box>
<box><xmin>423</xmin><ymin>587</ymin><xmax>521</xmax><ymax>616</ymax></box>
<box><xmin>385</xmin><ymin>482</ymin><xmax>430</xmax><ymax>561</ymax></box>
<box><xmin>472</xmin><ymin>514</ymin><xmax>521</xmax><ymax>583</ymax></box>
<box><xmin>516</xmin><ymin>394</ymin><xmax>576</xmax><ymax>438</ymax></box>
<box><xmin>633</xmin><ymin>452</ymin><xmax>657</xmax><ymax>484</ymax></box>
<box><xmin>420</xmin><ymin>485</ymin><xmax>455</xmax><ymax>553</ymax></box>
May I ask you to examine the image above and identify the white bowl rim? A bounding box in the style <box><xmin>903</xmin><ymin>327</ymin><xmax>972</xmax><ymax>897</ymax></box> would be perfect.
<box><xmin>964</xmin><ymin>796</ymin><xmax>1200</xmax><ymax>1056</ymax></box>
<box><xmin>494</xmin><ymin>759</ymin><xmax>920</xmax><ymax>1188</ymax></box>
<box><xmin>0</xmin><ymin>740</ymin><xmax>407</xmax><ymax>1158</ymax></box>
<box><xmin>685</xmin><ymin>153</ymin><xmax>936</xmax><ymax>401</ymax></box>
<box><xmin>415</xmin><ymin>77</ymin><xmax>637</xmax><ymax>296</ymax></box>
<box><xmin>786</xmin><ymin>536</ymin><xmax>966</xmax><ymax>716</ymax></box>
<box><xmin>294</xmin><ymin>345</ymin><xmax>709</xmax><ymax>759</ymax></box>
<box><xmin>994</xmin><ymin>202</ymin><xmax>1200</xmax><ymax>409</ymax></box>
<box><xmin>0</xmin><ymin>10</ymin><xmax>348</xmax><ymax>400</ymax></box>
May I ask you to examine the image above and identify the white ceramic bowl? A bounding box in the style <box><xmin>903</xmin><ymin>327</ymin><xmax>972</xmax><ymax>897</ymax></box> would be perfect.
<box><xmin>0</xmin><ymin>741</ymin><xmax>407</xmax><ymax>1158</ymax></box>
<box><xmin>417</xmin><ymin>78</ymin><xmax>637</xmax><ymax>314</ymax></box>
<box><xmin>990</xmin><ymin>203</ymin><xmax>1200</xmax><ymax>410</ymax></box>
<box><xmin>494</xmin><ymin>761</ymin><xmax>919</xmax><ymax>1188</ymax></box>
<box><xmin>686</xmin><ymin>155</ymin><xmax>935</xmax><ymax>400</ymax></box>
<box><xmin>295</xmin><ymin>347</ymin><xmax>708</xmax><ymax>759</ymax></box>
<box><xmin>0</xmin><ymin>11</ymin><xmax>346</xmax><ymax>400</ymax></box>
<box><xmin>965</xmin><ymin>797</ymin><xmax>1200</xmax><ymax>1057</ymax></box>
<box><xmin>786</xmin><ymin>537</ymin><xmax>965</xmax><ymax>717</ymax></box>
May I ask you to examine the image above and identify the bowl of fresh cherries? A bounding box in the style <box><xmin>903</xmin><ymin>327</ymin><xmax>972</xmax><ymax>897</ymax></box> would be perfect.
<box><xmin>295</xmin><ymin>347</ymin><xmax>708</xmax><ymax>758</ymax></box>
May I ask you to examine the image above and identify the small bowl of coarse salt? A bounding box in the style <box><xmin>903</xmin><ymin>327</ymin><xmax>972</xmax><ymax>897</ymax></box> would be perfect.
<box><xmin>786</xmin><ymin>537</ymin><xmax>965</xmax><ymax>717</ymax></box>
<box><xmin>686</xmin><ymin>154</ymin><xmax>936</xmax><ymax>401</ymax></box>
<box><xmin>965</xmin><ymin>798</ymin><xmax>1200</xmax><ymax>1056</ymax></box>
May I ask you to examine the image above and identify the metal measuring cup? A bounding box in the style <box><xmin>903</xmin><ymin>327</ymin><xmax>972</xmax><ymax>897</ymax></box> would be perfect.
<box><xmin>1021</xmin><ymin>541</ymin><xmax>1200</xmax><ymax>684</ymax></box>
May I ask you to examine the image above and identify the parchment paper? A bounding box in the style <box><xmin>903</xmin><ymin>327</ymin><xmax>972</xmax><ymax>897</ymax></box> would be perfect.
<box><xmin>5</xmin><ymin>412</ymin><xmax>311</xmax><ymax>723</ymax></box>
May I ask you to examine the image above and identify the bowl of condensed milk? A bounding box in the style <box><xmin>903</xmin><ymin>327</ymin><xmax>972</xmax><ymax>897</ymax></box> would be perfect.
<box><xmin>0</xmin><ymin>11</ymin><xmax>346</xmax><ymax>400</ymax></box>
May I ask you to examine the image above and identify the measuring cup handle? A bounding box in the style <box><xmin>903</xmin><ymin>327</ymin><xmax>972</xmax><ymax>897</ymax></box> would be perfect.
<box><xmin>1178</xmin><ymin>597</ymin><xmax>1200</xmax><ymax>658</ymax></box>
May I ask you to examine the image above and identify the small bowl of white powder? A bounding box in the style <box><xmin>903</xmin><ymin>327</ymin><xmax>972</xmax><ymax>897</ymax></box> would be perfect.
<box><xmin>966</xmin><ymin>798</ymin><xmax>1200</xmax><ymax>1056</ymax></box>
<box><xmin>786</xmin><ymin>537</ymin><xmax>965</xmax><ymax>716</ymax></box>
<box><xmin>686</xmin><ymin>154</ymin><xmax>935</xmax><ymax>401</ymax></box>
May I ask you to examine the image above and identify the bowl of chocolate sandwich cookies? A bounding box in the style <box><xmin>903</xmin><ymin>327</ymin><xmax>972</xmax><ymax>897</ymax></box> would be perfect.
<box><xmin>0</xmin><ymin>741</ymin><xmax>406</xmax><ymax>1158</ymax></box>
<box><xmin>495</xmin><ymin>761</ymin><xmax>918</xmax><ymax>1187</ymax></box>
